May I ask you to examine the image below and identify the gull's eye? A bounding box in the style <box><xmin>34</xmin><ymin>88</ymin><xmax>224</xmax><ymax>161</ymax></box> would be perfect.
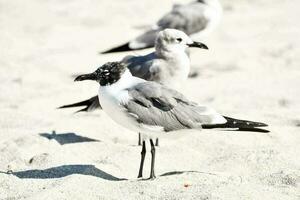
<box><xmin>176</xmin><ymin>38</ymin><xmax>182</xmax><ymax>42</ymax></box>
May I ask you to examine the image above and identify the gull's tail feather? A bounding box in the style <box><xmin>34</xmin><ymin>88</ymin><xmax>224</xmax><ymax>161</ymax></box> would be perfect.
<box><xmin>58</xmin><ymin>96</ymin><xmax>101</xmax><ymax>113</ymax></box>
<box><xmin>202</xmin><ymin>116</ymin><xmax>269</xmax><ymax>133</ymax></box>
<box><xmin>101</xmin><ymin>42</ymin><xmax>132</xmax><ymax>54</ymax></box>
<box><xmin>101</xmin><ymin>29</ymin><xmax>159</xmax><ymax>54</ymax></box>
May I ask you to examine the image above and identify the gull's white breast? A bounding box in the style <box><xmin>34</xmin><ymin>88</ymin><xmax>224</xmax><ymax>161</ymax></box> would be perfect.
<box><xmin>98</xmin><ymin>71</ymin><xmax>147</xmax><ymax>134</ymax></box>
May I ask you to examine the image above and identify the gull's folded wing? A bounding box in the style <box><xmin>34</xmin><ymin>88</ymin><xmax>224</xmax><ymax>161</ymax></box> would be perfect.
<box><xmin>124</xmin><ymin>82</ymin><xmax>226</xmax><ymax>132</ymax></box>
<box><xmin>124</xmin><ymin>82</ymin><xmax>269</xmax><ymax>133</ymax></box>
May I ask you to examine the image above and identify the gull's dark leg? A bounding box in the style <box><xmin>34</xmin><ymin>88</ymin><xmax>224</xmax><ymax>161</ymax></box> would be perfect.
<box><xmin>138</xmin><ymin>133</ymin><xmax>142</xmax><ymax>146</ymax></box>
<box><xmin>137</xmin><ymin>140</ymin><xmax>146</xmax><ymax>178</ymax></box>
<box><xmin>155</xmin><ymin>138</ymin><xmax>159</xmax><ymax>146</ymax></box>
<box><xmin>149</xmin><ymin>139</ymin><xmax>156</xmax><ymax>179</ymax></box>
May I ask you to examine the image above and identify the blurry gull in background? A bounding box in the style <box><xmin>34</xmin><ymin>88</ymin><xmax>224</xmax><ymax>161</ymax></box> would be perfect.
<box><xmin>101</xmin><ymin>0</ymin><xmax>222</xmax><ymax>53</ymax></box>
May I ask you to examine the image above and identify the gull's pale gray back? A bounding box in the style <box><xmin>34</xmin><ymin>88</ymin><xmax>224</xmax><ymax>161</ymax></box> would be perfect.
<box><xmin>123</xmin><ymin>53</ymin><xmax>160</xmax><ymax>82</ymax></box>
<box><xmin>157</xmin><ymin>1</ymin><xmax>209</xmax><ymax>35</ymax></box>
<box><xmin>123</xmin><ymin>82</ymin><xmax>226</xmax><ymax>132</ymax></box>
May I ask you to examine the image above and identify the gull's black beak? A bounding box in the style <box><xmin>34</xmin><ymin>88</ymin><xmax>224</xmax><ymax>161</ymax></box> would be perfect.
<box><xmin>188</xmin><ymin>41</ymin><xmax>209</xmax><ymax>50</ymax></box>
<box><xmin>74</xmin><ymin>72</ymin><xmax>97</xmax><ymax>82</ymax></box>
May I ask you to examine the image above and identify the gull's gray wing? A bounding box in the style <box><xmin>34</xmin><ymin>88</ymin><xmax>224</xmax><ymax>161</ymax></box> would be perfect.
<box><xmin>157</xmin><ymin>2</ymin><xmax>209</xmax><ymax>35</ymax></box>
<box><xmin>123</xmin><ymin>52</ymin><xmax>161</xmax><ymax>82</ymax></box>
<box><xmin>123</xmin><ymin>82</ymin><xmax>226</xmax><ymax>132</ymax></box>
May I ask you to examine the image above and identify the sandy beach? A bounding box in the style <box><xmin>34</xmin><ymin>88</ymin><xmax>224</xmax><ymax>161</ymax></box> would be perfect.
<box><xmin>0</xmin><ymin>0</ymin><xmax>300</xmax><ymax>199</ymax></box>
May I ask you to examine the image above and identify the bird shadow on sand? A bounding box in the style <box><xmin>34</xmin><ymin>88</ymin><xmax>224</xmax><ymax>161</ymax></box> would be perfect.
<box><xmin>39</xmin><ymin>130</ymin><xmax>100</xmax><ymax>145</ymax></box>
<box><xmin>3</xmin><ymin>164</ymin><xmax>126</xmax><ymax>181</ymax></box>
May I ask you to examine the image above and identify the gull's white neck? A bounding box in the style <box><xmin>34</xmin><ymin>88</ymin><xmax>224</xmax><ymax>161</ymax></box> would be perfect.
<box><xmin>97</xmin><ymin>70</ymin><xmax>145</xmax><ymax>132</ymax></box>
<box><xmin>156</xmin><ymin>44</ymin><xmax>189</xmax><ymax>60</ymax></box>
<box><xmin>99</xmin><ymin>69</ymin><xmax>145</xmax><ymax>94</ymax></box>
<box><xmin>155</xmin><ymin>45</ymin><xmax>191</xmax><ymax>87</ymax></box>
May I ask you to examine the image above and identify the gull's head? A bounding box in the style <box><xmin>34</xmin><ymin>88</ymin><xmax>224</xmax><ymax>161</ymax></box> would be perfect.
<box><xmin>155</xmin><ymin>29</ymin><xmax>208</xmax><ymax>55</ymax></box>
<box><xmin>74</xmin><ymin>62</ymin><xmax>127</xmax><ymax>86</ymax></box>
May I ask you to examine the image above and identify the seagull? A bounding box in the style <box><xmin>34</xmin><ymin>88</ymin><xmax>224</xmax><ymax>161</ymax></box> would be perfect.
<box><xmin>60</xmin><ymin>29</ymin><xmax>208</xmax><ymax>113</ymax></box>
<box><xmin>101</xmin><ymin>0</ymin><xmax>222</xmax><ymax>53</ymax></box>
<box><xmin>73</xmin><ymin>62</ymin><xmax>269</xmax><ymax>179</ymax></box>
<box><xmin>60</xmin><ymin>29</ymin><xmax>208</xmax><ymax>146</ymax></box>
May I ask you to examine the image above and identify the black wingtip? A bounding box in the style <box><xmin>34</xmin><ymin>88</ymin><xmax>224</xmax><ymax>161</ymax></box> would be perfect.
<box><xmin>58</xmin><ymin>96</ymin><xmax>100</xmax><ymax>113</ymax></box>
<box><xmin>101</xmin><ymin>42</ymin><xmax>132</xmax><ymax>54</ymax></box>
<box><xmin>57</xmin><ymin>105</ymin><xmax>89</xmax><ymax>113</ymax></box>
<box><xmin>58</xmin><ymin>99</ymin><xmax>92</xmax><ymax>112</ymax></box>
<box><xmin>100</xmin><ymin>41</ymin><xmax>154</xmax><ymax>54</ymax></box>
<box><xmin>237</xmin><ymin>127</ymin><xmax>270</xmax><ymax>133</ymax></box>
<box><xmin>57</xmin><ymin>105</ymin><xmax>87</xmax><ymax>113</ymax></box>
<box><xmin>223</xmin><ymin>116</ymin><xmax>268</xmax><ymax>128</ymax></box>
<box><xmin>202</xmin><ymin>116</ymin><xmax>269</xmax><ymax>133</ymax></box>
